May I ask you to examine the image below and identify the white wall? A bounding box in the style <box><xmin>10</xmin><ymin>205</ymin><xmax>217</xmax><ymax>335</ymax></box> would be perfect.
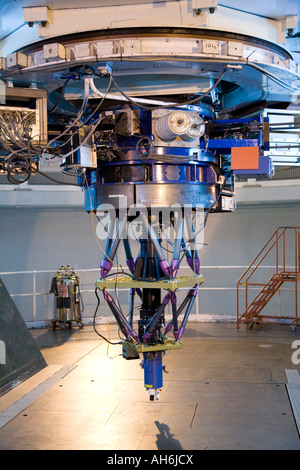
<box><xmin>0</xmin><ymin>201</ymin><xmax>299</xmax><ymax>324</ymax></box>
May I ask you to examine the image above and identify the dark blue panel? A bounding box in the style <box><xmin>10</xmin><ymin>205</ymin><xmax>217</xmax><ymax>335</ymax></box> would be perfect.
<box><xmin>0</xmin><ymin>278</ymin><xmax>47</xmax><ymax>396</ymax></box>
<box><xmin>233</xmin><ymin>156</ymin><xmax>272</xmax><ymax>178</ymax></box>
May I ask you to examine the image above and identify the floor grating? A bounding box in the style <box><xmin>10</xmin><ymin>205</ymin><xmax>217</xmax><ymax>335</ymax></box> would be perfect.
<box><xmin>0</xmin><ymin>365</ymin><xmax>76</xmax><ymax>429</ymax></box>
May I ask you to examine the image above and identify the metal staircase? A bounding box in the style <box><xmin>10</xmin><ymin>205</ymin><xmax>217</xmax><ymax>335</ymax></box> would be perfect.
<box><xmin>237</xmin><ymin>227</ymin><xmax>300</xmax><ymax>328</ymax></box>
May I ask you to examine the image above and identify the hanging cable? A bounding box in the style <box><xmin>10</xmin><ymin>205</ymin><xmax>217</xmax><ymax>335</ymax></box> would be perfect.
<box><xmin>93</xmin><ymin>288</ymin><xmax>122</xmax><ymax>345</ymax></box>
<box><xmin>48</xmin><ymin>79</ymin><xmax>70</xmax><ymax>113</ymax></box>
<box><xmin>49</xmin><ymin>74</ymin><xmax>114</xmax><ymax>155</ymax></box>
<box><xmin>5</xmin><ymin>155</ymin><xmax>32</xmax><ymax>184</ymax></box>
<box><xmin>41</xmin><ymin>77</ymin><xmax>90</xmax><ymax>160</ymax></box>
<box><xmin>42</xmin><ymin>74</ymin><xmax>114</xmax><ymax>163</ymax></box>
<box><xmin>91</xmin><ymin>68</ymin><xmax>227</xmax><ymax>110</ymax></box>
<box><xmin>246</xmin><ymin>62</ymin><xmax>298</xmax><ymax>92</ymax></box>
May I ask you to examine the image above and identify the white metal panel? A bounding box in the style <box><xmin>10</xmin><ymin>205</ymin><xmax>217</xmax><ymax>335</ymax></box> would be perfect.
<box><xmin>23</xmin><ymin>6</ymin><xmax>52</xmax><ymax>23</ymax></box>
<box><xmin>1</xmin><ymin>0</ymin><xmax>300</xmax><ymax>48</ymax></box>
<box><xmin>221</xmin><ymin>0</ymin><xmax>299</xmax><ymax>18</ymax></box>
<box><xmin>141</xmin><ymin>38</ymin><xmax>198</xmax><ymax>55</ymax></box>
<box><xmin>23</xmin><ymin>0</ymin><xmax>176</xmax><ymax>7</ymax></box>
<box><xmin>0</xmin><ymin>1</ymin><xmax>287</xmax><ymax>56</ymax></box>
<box><xmin>21</xmin><ymin>0</ymin><xmax>299</xmax><ymax>18</ymax></box>
<box><xmin>208</xmin><ymin>4</ymin><xmax>280</xmax><ymax>43</ymax></box>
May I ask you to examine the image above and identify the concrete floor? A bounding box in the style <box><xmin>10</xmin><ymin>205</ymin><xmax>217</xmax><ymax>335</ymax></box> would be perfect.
<box><xmin>0</xmin><ymin>321</ymin><xmax>300</xmax><ymax>450</ymax></box>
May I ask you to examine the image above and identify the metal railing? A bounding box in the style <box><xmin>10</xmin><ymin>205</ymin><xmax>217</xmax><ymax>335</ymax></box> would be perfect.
<box><xmin>0</xmin><ymin>263</ymin><xmax>298</xmax><ymax>326</ymax></box>
<box><xmin>0</xmin><ymin>268</ymin><xmax>102</xmax><ymax>322</ymax></box>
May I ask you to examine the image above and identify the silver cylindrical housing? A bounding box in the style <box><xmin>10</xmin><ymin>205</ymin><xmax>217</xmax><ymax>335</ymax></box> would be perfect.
<box><xmin>155</xmin><ymin>110</ymin><xmax>191</xmax><ymax>141</ymax></box>
<box><xmin>181</xmin><ymin>115</ymin><xmax>205</xmax><ymax>141</ymax></box>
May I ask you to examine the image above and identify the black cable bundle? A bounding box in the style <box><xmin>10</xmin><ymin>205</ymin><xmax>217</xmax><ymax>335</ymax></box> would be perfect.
<box><xmin>5</xmin><ymin>155</ymin><xmax>32</xmax><ymax>184</ymax></box>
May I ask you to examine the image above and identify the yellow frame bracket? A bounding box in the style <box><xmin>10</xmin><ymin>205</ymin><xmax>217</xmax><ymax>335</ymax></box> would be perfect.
<box><xmin>95</xmin><ymin>274</ymin><xmax>204</xmax><ymax>292</ymax></box>
<box><xmin>125</xmin><ymin>336</ymin><xmax>183</xmax><ymax>354</ymax></box>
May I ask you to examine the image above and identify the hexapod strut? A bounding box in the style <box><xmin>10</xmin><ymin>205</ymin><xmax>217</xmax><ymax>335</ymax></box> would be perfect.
<box><xmin>95</xmin><ymin>209</ymin><xmax>204</xmax><ymax>400</ymax></box>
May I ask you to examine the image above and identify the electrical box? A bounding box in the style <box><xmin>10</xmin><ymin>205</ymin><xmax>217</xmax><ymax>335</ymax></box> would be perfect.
<box><xmin>231</xmin><ymin>146</ymin><xmax>259</xmax><ymax>170</ymax></box>
<box><xmin>221</xmin><ymin>196</ymin><xmax>236</xmax><ymax>211</ymax></box>
<box><xmin>79</xmin><ymin>146</ymin><xmax>97</xmax><ymax>168</ymax></box>
<box><xmin>0</xmin><ymin>87</ymin><xmax>48</xmax><ymax>148</ymax></box>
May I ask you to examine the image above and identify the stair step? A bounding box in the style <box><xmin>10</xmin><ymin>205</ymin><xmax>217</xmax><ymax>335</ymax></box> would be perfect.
<box><xmin>261</xmin><ymin>287</ymin><xmax>277</xmax><ymax>293</ymax></box>
<box><xmin>252</xmin><ymin>300</ymin><xmax>267</xmax><ymax>306</ymax></box>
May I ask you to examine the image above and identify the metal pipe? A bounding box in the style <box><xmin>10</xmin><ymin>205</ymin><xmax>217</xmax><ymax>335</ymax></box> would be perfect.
<box><xmin>100</xmin><ymin>217</ymin><xmax>116</xmax><ymax>277</ymax></box>
<box><xmin>103</xmin><ymin>289</ymin><xmax>139</xmax><ymax>342</ymax></box>
<box><xmin>123</xmin><ymin>238</ymin><xmax>135</xmax><ymax>274</ymax></box>
<box><xmin>174</xmin><ymin>290</ymin><xmax>197</xmax><ymax>340</ymax></box>
<box><xmin>143</xmin><ymin>292</ymin><xmax>171</xmax><ymax>343</ymax></box>
<box><xmin>181</xmin><ymin>236</ymin><xmax>192</xmax><ymax>259</ymax></box>
<box><xmin>171</xmin><ymin>292</ymin><xmax>178</xmax><ymax>332</ymax></box>
<box><xmin>103</xmin><ymin>218</ymin><xmax>115</xmax><ymax>260</ymax></box>
<box><xmin>164</xmin><ymin>287</ymin><xmax>196</xmax><ymax>334</ymax></box>
<box><xmin>103</xmin><ymin>290</ymin><xmax>128</xmax><ymax>337</ymax></box>
<box><xmin>128</xmin><ymin>288</ymin><xmax>135</xmax><ymax>327</ymax></box>
<box><xmin>171</xmin><ymin>217</ymin><xmax>184</xmax><ymax>278</ymax></box>
<box><xmin>141</xmin><ymin>213</ymin><xmax>171</xmax><ymax>277</ymax></box>
<box><xmin>108</xmin><ymin>215</ymin><xmax>128</xmax><ymax>261</ymax></box>
<box><xmin>184</xmin><ymin>214</ymin><xmax>200</xmax><ymax>274</ymax></box>
<box><xmin>101</xmin><ymin>215</ymin><xmax>127</xmax><ymax>278</ymax></box>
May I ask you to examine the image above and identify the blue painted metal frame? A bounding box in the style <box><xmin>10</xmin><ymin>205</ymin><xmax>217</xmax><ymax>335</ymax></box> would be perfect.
<box><xmin>200</xmin><ymin>116</ymin><xmax>263</xmax><ymax>150</ymax></box>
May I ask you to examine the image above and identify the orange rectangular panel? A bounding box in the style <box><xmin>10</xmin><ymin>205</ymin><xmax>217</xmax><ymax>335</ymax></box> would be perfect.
<box><xmin>231</xmin><ymin>146</ymin><xmax>259</xmax><ymax>170</ymax></box>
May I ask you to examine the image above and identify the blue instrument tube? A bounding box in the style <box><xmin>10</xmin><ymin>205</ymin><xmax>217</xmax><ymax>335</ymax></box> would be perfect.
<box><xmin>143</xmin><ymin>351</ymin><xmax>164</xmax><ymax>400</ymax></box>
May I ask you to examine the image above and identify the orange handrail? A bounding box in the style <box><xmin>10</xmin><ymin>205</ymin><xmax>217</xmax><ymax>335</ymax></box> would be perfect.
<box><xmin>237</xmin><ymin>227</ymin><xmax>300</xmax><ymax>327</ymax></box>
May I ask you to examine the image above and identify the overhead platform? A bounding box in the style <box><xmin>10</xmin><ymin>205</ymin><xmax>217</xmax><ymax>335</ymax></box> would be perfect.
<box><xmin>0</xmin><ymin>278</ymin><xmax>47</xmax><ymax>397</ymax></box>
